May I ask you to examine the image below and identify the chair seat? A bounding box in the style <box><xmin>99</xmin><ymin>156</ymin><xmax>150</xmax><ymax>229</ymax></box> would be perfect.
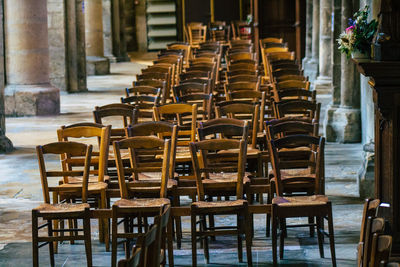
<box><xmin>56</xmin><ymin>181</ymin><xmax>108</xmax><ymax>192</ymax></box>
<box><xmin>269</xmin><ymin>168</ymin><xmax>311</xmax><ymax>178</ymax></box>
<box><xmin>61</xmin><ymin>175</ymin><xmax>110</xmax><ymax>184</ymax></box>
<box><xmin>218</xmin><ymin>146</ymin><xmax>260</xmax><ymax>156</ymax></box>
<box><xmin>33</xmin><ymin>203</ymin><xmax>90</xmax><ymax>214</ymax></box>
<box><xmin>129</xmin><ymin>178</ymin><xmax>177</xmax><ymax>189</ymax></box>
<box><xmin>138</xmin><ymin>172</ymin><xmax>179</xmax><ymax>180</ymax></box>
<box><xmin>272</xmin><ymin>195</ymin><xmax>328</xmax><ymax>206</ymax></box>
<box><xmin>206</xmin><ymin>172</ymin><xmax>251</xmax><ymax>184</ymax></box>
<box><xmin>114</xmin><ymin>198</ymin><xmax>170</xmax><ymax>208</ymax></box>
<box><xmin>192</xmin><ymin>199</ymin><xmax>247</xmax><ymax>209</ymax></box>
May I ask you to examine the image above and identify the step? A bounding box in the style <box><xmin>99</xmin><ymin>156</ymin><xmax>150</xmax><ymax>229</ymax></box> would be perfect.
<box><xmin>147</xmin><ymin>2</ymin><xmax>175</xmax><ymax>13</ymax></box>
<box><xmin>147</xmin><ymin>15</ymin><xmax>176</xmax><ymax>25</ymax></box>
<box><xmin>148</xmin><ymin>28</ymin><xmax>177</xmax><ymax>37</ymax></box>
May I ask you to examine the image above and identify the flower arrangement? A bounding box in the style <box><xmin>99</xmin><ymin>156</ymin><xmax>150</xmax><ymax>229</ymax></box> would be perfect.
<box><xmin>337</xmin><ymin>5</ymin><xmax>378</xmax><ymax>58</ymax></box>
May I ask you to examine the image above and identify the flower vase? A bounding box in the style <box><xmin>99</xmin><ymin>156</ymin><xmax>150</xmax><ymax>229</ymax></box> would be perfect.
<box><xmin>351</xmin><ymin>50</ymin><xmax>369</xmax><ymax>59</ymax></box>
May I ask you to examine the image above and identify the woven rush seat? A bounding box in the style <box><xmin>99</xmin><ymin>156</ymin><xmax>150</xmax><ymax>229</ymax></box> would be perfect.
<box><xmin>114</xmin><ymin>198</ymin><xmax>170</xmax><ymax>208</ymax></box>
<box><xmin>218</xmin><ymin>146</ymin><xmax>260</xmax><ymax>156</ymax></box>
<box><xmin>33</xmin><ymin>203</ymin><xmax>90</xmax><ymax>213</ymax></box>
<box><xmin>61</xmin><ymin>175</ymin><xmax>110</xmax><ymax>184</ymax></box>
<box><xmin>269</xmin><ymin>168</ymin><xmax>311</xmax><ymax>178</ymax></box>
<box><xmin>192</xmin><ymin>199</ymin><xmax>247</xmax><ymax>209</ymax></box>
<box><xmin>56</xmin><ymin>181</ymin><xmax>108</xmax><ymax>192</ymax></box>
<box><xmin>128</xmin><ymin>179</ymin><xmax>177</xmax><ymax>190</ymax></box>
<box><xmin>137</xmin><ymin>172</ymin><xmax>179</xmax><ymax>180</ymax></box>
<box><xmin>206</xmin><ymin>172</ymin><xmax>251</xmax><ymax>184</ymax></box>
<box><xmin>272</xmin><ymin>195</ymin><xmax>328</xmax><ymax>206</ymax></box>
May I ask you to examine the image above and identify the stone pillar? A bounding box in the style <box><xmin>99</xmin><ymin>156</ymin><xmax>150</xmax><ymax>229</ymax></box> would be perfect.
<box><xmin>103</xmin><ymin>0</ymin><xmax>116</xmax><ymax>62</ymax></box>
<box><xmin>314</xmin><ymin>0</ymin><xmax>333</xmax><ymax>94</ymax></box>
<box><xmin>4</xmin><ymin>0</ymin><xmax>60</xmax><ymax>116</ymax></box>
<box><xmin>111</xmin><ymin>0</ymin><xmax>130</xmax><ymax>61</ymax></box>
<box><xmin>66</xmin><ymin>0</ymin><xmax>87</xmax><ymax>92</ymax></box>
<box><xmin>0</xmin><ymin>0</ymin><xmax>12</xmax><ymax>152</ymax></box>
<box><xmin>302</xmin><ymin>0</ymin><xmax>313</xmax><ymax>73</ymax></box>
<box><xmin>324</xmin><ymin>0</ymin><xmax>342</xmax><ymax>140</ymax></box>
<box><xmin>85</xmin><ymin>0</ymin><xmax>110</xmax><ymax>75</ymax></box>
<box><xmin>305</xmin><ymin>0</ymin><xmax>320</xmax><ymax>82</ymax></box>
<box><xmin>135</xmin><ymin>0</ymin><xmax>148</xmax><ymax>52</ymax></box>
<box><xmin>326</xmin><ymin>0</ymin><xmax>361</xmax><ymax>143</ymax></box>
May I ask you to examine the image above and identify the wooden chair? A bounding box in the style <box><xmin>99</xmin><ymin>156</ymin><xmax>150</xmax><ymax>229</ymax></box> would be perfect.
<box><xmin>187</xmin><ymin>24</ymin><xmax>207</xmax><ymax>48</ymax></box>
<box><xmin>227</xmin><ymin>62</ymin><xmax>258</xmax><ymax>72</ymax></box>
<box><xmin>275</xmin><ymin>74</ymin><xmax>308</xmax><ymax>83</ymax></box>
<box><xmin>363</xmin><ymin>216</ymin><xmax>391</xmax><ymax>267</ymax></box>
<box><xmin>226</xmin><ymin>74</ymin><xmax>260</xmax><ymax>84</ymax></box>
<box><xmin>268</xmin><ymin>134</ymin><xmax>336</xmax><ymax>267</ymax></box>
<box><xmin>208</xmin><ymin>21</ymin><xmax>230</xmax><ymax>43</ymax></box>
<box><xmin>57</xmin><ymin>123</ymin><xmax>110</xmax><ymax>250</ymax></box>
<box><xmin>259</xmin><ymin>37</ymin><xmax>283</xmax><ymax>49</ymax></box>
<box><xmin>274</xmin><ymin>80</ymin><xmax>311</xmax><ymax>91</ymax></box>
<box><xmin>111</xmin><ymin>137</ymin><xmax>172</xmax><ymax>267</ymax></box>
<box><xmin>274</xmin><ymin>89</ymin><xmax>316</xmax><ymax>102</ymax></box>
<box><xmin>176</xmin><ymin>93</ymin><xmax>213</xmax><ymax>121</ymax></box>
<box><xmin>133</xmin><ymin>80</ymin><xmax>167</xmax><ymax>103</ymax></box>
<box><xmin>189</xmin><ymin>138</ymin><xmax>252</xmax><ymax>266</ymax></box>
<box><xmin>120</xmin><ymin>94</ymin><xmax>160</xmax><ymax>120</ymax></box>
<box><xmin>224</xmin><ymin>81</ymin><xmax>260</xmax><ymax>94</ymax></box>
<box><xmin>117</xmin><ymin>247</ymin><xmax>141</xmax><ymax>267</ymax></box>
<box><xmin>358</xmin><ymin>198</ymin><xmax>381</xmax><ymax>267</ymax></box>
<box><xmin>231</xmin><ymin>20</ymin><xmax>252</xmax><ymax>40</ymax></box>
<box><xmin>32</xmin><ymin>141</ymin><xmax>93</xmax><ymax>267</ymax></box>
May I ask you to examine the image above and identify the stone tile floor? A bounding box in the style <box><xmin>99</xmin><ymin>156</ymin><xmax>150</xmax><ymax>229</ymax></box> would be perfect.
<box><xmin>0</xmin><ymin>56</ymin><xmax>364</xmax><ymax>266</ymax></box>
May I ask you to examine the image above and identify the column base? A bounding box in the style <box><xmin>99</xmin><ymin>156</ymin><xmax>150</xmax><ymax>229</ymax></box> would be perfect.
<box><xmin>5</xmin><ymin>84</ymin><xmax>60</xmax><ymax>116</ymax></box>
<box><xmin>116</xmin><ymin>53</ymin><xmax>131</xmax><ymax>63</ymax></box>
<box><xmin>324</xmin><ymin>106</ymin><xmax>361</xmax><ymax>143</ymax></box>
<box><xmin>0</xmin><ymin>135</ymin><xmax>13</xmax><ymax>152</ymax></box>
<box><xmin>358</xmin><ymin>143</ymin><xmax>375</xmax><ymax>199</ymax></box>
<box><xmin>303</xmin><ymin>59</ymin><xmax>319</xmax><ymax>83</ymax></box>
<box><xmin>314</xmin><ymin>75</ymin><xmax>332</xmax><ymax>94</ymax></box>
<box><xmin>86</xmin><ymin>56</ymin><xmax>110</xmax><ymax>75</ymax></box>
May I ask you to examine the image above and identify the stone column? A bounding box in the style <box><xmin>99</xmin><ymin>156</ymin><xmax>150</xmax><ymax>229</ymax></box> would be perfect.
<box><xmin>103</xmin><ymin>0</ymin><xmax>116</xmax><ymax>62</ymax></box>
<box><xmin>111</xmin><ymin>0</ymin><xmax>130</xmax><ymax>61</ymax></box>
<box><xmin>0</xmin><ymin>0</ymin><xmax>12</xmax><ymax>152</ymax></box>
<box><xmin>85</xmin><ymin>0</ymin><xmax>110</xmax><ymax>75</ymax></box>
<box><xmin>4</xmin><ymin>0</ymin><xmax>60</xmax><ymax>116</ymax></box>
<box><xmin>66</xmin><ymin>0</ymin><xmax>87</xmax><ymax>92</ymax></box>
<box><xmin>326</xmin><ymin>0</ymin><xmax>361</xmax><ymax>143</ymax></box>
<box><xmin>324</xmin><ymin>0</ymin><xmax>342</xmax><ymax>140</ymax></box>
<box><xmin>305</xmin><ymin>0</ymin><xmax>320</xmax><ymax>82</ymax></box>
<box><xmin>314</xmin><ymin>0</ymin><xmax>333</xmax><ymax>94</ymax></box>
<box><xmin>303</xmin><ymin>0</ymin><xmax>313</xmax><ymax>65</ymax></box>
<box><xmin>135</xmin><ymin>0</ymin><xmax>148</xmax><ymax>52</ymax></box>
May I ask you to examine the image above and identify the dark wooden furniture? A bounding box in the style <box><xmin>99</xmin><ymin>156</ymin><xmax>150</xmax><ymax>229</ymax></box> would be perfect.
<box><xmin>32</xmin><ymin>141</ymin><xmax>93</xmax><ymax>267</ymax></box>
<box><xmin>353</xmin><ymin>59</ymin><xmax>400</xmax><ymax>255</ymax></box>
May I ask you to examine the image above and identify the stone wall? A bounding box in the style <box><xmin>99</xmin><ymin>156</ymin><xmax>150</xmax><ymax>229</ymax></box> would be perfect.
<box><xmin>47</xmin><ymin>0</ymin><xmax>67</xmax><ymax>91</ymax></box>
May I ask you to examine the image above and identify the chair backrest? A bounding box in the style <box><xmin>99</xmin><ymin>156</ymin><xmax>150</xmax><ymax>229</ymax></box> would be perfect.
<box><xmin>134</xmin><ymin>223</ymin><xmax>159</xmax><ymax>267</ymax></box>
<box><xmin>198</xmin><ymin>119</ymin><xmax>249</xmax><ymax>142</ymax></box>
<box><xmin>224</xmin><ymin>81</ymin><xmax>260</xmax><ymax>93</ymax></box>
<box><xmin>189</xmin><ymin>139</ymin><xmax>247</xmax><ymax>200</ymax></box>
<box><xmin>120</xmin><ymin>95</ymin><xmax>160</xmax><ymax>120</ymax></box>
<box><xmin>274</xmin><ymin>80</ymin><xmax>310</xmax><ymax>91</ymax></box>
<box><xmin>57</xmin><ymin>123</ymin><xmax>111</xmax><ymax>182</ymax></box>
<box><xmin>167</xmin><ymin>42</ymin><xmax>191</xmax><ymax>68</ymax></box>
<box><xmin>176</xmin><ymin>93</ymin><xmax>213</xmax><ymax>121</ymax></box>
<box><xmin>259</xmin><ymin>37</ymin><xmax>283</xmax><ymax>49</ymax></box>
<box><xmin>113</xmin><ymin>137</ymin><xmax>171</xmax><ymax>199</ymax></box>
<box><xmin>228</xmin><ymin>62</ymin><xmax>258</xmax><ymax>72</ymax></box>
<box><xmin>363</xmin><ymin>216</ymin><xmax>386</xmax><ymax>267</ymax></box>
<box><xmin>187</xmin><ymin>25</ymin><xmax>207</xmax><ymax>46</ymax></box>
<box><xmin>93</xmin><ymin>104</ymin><xmax>136</xmax><ymax>142</ymax></box>
<box><xmin>173</xmin><ymin>82</ymin><xmax>208</xmax><ymax>98</ymax></box>
<box><xmin>153</xmin><ymin>103</ymin><xmax>198</xmax><ymax>146</ymax></box>
<box><xmin>268</xmin><ymin>134</ymin><xmax>325</xmax><ymax>196</ymax></box>
<box><xmin>266</xmin><ymin>120</ymin><xmax>318</xmax><ymax>141</ymax></box>
<box><xmin>275</xmin><ymin>75</ymin><xmax>308</xmax><ymax>83</ymax></box>
<box><xmin>126</xmin><ymin>121</ymin><xmax>178</xmax><ymax>181</ymax></box>
<box><xmin>357</xmin><ymin>198</ymin><xmax>381</xmax><ymax>267</ymax></box>
<box><xmin>36</xmin><ymin>141</ymin><xmax>92</xmax><ymax>203</ymax></box>
<box><xmin>125</xmin><ymin>86</ymin><xmax>160</xmax><ymax>98</ymax></box>
<box><xmin>274</xmin><ymin>89</ymin><xmax>316</xmax><ymax>102</ymax></box>
<box><xmin>215</xmin><ymin>101</ymin><xmax>259</xmax><ymax>149</ymax></box>
<box><xmin>148</xmin><ymin>206</ymin><xmax>171</xmax><ymax>267</ymax></box>
<box><xmin>275</xmin><ymin>99</ymin><xmax>321</xmax><ymax>124</ymax></box>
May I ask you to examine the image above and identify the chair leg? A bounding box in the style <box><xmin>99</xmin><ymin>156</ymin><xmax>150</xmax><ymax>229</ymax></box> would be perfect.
<box><xmin>208</xmin><ymin>214</ymin><xmax>216</xmax><ymax>241</ymax></box>
<box><xmin>243</xmin><ymin>206</ymin><xmax>253</xmax><ymax>267</ymax></box>
<box><xmin>201</xmin><ymin>215</ymin><xmax>210</xmax><ymax>263</ymax></box>
<box><xmin>316</xmin><ymin>216</ymin><xmax>324</xmax><ymax>258</ymax></box>
<box><xmin>47</xmin><ymin>219</ymin><xmax>55</xmax><ymax>267</ymax></box>
<box><xmin>100</xmin><ymin>190</ymin><xmax>110</xmax><ymax>251</ymax></box>
<box><xmin>191</xmin><ymin>212</ymin><xmax>197</xmax><ymax>267</ymax></box>
<box><xmin>237</xmin><ymin>214</ymin><xmax>243</xmax><ymax>263</ymax></box>
<box><xmin>172</xmin><ymin>194</ymin><xmax>182</xmax><ymax>249</ymax></box>
<box><xmin>52</xmin><ymin>192</ymin><xmax>59</xmax><ymax>253</ymax></box>
<box><xmin>167</xmin><ymin>216</ymin><xmax>174</xmax><ymax>266</ymax></box>
<box><xmin>308</xmin><ymin>216</ymin><xmax>315</xmax><ymax>237</ymax></box>
<box><xmin>83</xmin><ymin>210</ymin><xmax>93</xmax><ymax>267</ymax></box>
<box><xmin>68</xmin><ymin>219</ymin><xmax>75</xmax><ymax>244</ymax></box>
<box><xmin>111</xmin><ymin>208</ymin><xmax>118</xmax><ymax>267</ymax></box>
<box><xmin>32</xmin><ymin>211</ymin><xmax>39</xmax><ymax>267</ymax></box>
<box><xmin>266</xmin><ymin>186</ymin><xmax>273</xmax><ymax>237</ymax></box>
<box><xmin>124</xmin><ymin>217</ymin><xmax>131</xmax><ymax>259</ymax></box>
<box><xmin>327</xmin><ymin>203</ymin><xmax>337</xmax><ymax>267</ymax></box>
<box><xmin>271</xmin><ymin>205</ymin><xmax>278</xmax><ymax>267</ymax></box>
<box><xmin>279</xmin><ymin>219</ymin><xmax>285</xmax><ymax>259</ymax></box>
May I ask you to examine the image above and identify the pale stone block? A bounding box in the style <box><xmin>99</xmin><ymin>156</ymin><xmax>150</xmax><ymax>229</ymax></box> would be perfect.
<box><xmin>86</xmin><ymin>56</ymin><xmax>110</xmax><ymax>75</ymax></box>
<box><xmin>5</xmin><ymin>84</ymin><xmax>60</xmax><ymax>116</ymax></box>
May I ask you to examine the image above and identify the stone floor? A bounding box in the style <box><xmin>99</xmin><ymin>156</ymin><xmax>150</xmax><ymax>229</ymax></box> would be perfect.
<box><xmin>0</xmin><ymin>55</ymin><xmax>365</xmax><ymax>266</ymax></box>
